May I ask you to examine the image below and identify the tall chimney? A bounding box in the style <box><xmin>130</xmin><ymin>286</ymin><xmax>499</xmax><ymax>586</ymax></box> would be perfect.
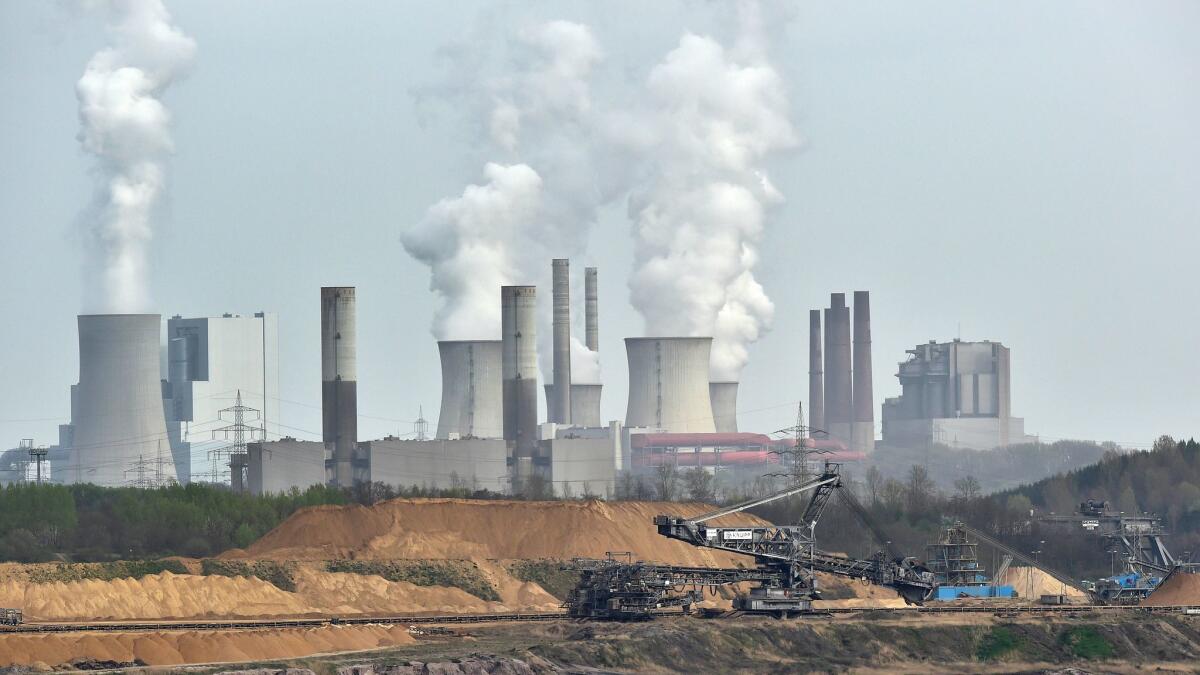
<box><xmin>501</xmin><ymin>286</ymin><xmax>538</xmax><ymax>489</ymax></box>
<box><xmin>321</xmin><ymin>287</ymin><xmax>357</xmax><ymax>489</ymax></box>
<box><xmin>823</xmin><ymin>293</ymin><xmax>852</xmax><ymax>445</ymax></box>
<box><xmin>808</xmin><ymin>309</ymin><xmax>824</xmax><ymax>434</ymax></box>
<box><xmin>584</xmin><ymin>267</ymin><xmax>598</xmax><ymax>352</ymax></box>
<box><xmin>852</xmin><ymin>290</ymin><xmax>875</xmax><ymax>453</ymax></box>
<box><xmin>551</xmin><ymin>259</ymin><xmax>572</xmax><ymax>424</ymax></box>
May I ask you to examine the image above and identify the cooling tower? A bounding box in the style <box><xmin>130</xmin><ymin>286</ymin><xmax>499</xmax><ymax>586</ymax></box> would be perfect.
<box><xmin>624</xmin><ymin>337</ymin><xmax>716</xmax><ymax>433</ymax></box>
<box><xmin>436</xmin><ymin>340</ymin><xmax>503</xmax><ymax>439</ymax></box>
<box><xmin>709</xmin><ymin>381</ymin><xmax>739</xmax><ymax>433</ymax></box>
<box><xmin>570</xmin><ymin>383</ymin><xmax>602</xmax><ymax>428</ymax></box>
<box><xmin>551</xmin><ymin>259</ymin><xmax>571</xmax><ymax>424</ymax></box>
<box><xmin>585</xmin><ymin>267</ymin><xmax>598</xmax><ymax>352</ymax></box>
<box><xmin>501</xmin><ymin>286</ymin><xmax>538</xmax><ymax>485</ymax></box>
<box><xmin>808</xmin><ymin>309</ymin><xmax>825</xmax><ymax>434</ymax></box>
<box><xmin>823</xmin><ymin>293</ymin><xmax>852</xmax><ymax>444</ymax></box>
<box><xmin>852</xmin><ymin>290</ymin><xmax>875</xmax><ymax>453</ymax></box>
<box><xmin>321</xmin><ymin>287</ymin><xmax>357</xmax><ymax>489</ymax></box>
<box><xmin>70</xmin><ymin>314</ymin><xmax>176</xmax><ymax>487</ymax></box>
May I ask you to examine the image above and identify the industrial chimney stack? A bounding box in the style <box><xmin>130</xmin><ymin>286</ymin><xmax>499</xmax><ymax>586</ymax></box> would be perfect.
<box><xmin>852</xmin><ymin>291</ymin><xmax>875</xmax><ymax>452</ymax></box>
<box><xmin>550</xmin><ymin>259</ymin><xmax>571</xmax><ymax>424</ymax></box>
<box><xmin>321</xmin><ymin>287</ymin><xmax>357</xmax><ymax>489</ymax></box>
<box><xmin>584</xmin><ymin>267</ymin><xmax>598</xmax><ymax>352</ymax></box>
<box><xmin>502</xmin><ymin>286</ymin><xmax>538</xmax><ymax>490</ymax></box>
<box><xmin>823</xmin><ymin>293</ymin><xmax>853</xmax><ymax>445</ymax></box>
<box><xmin>808</xmin><ymin>309</ymin><xmax>824</xmax><ymax>434</ymax></box>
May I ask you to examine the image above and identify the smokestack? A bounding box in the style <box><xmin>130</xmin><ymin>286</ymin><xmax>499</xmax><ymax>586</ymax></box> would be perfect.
<box><xmin>625</xmin><ymin>337</ymin><xmax>716</xmax><ymax>433</ymax></box>
<box><xmin>823</xmin><ymin>293</ymin><xmax>852</xmax><ymax>445</ymax></box>
<box><xmin>321</xmin><ymin>287</ymin><xmax>357</xmax><ymax>489</ymax></box>
<box><xmin>808</xmin><ymin>309</ymin><xmax>824</xmax><ymax>434</ymax></box>
<box><xmin>70</xmin><ymin>314</ymin><xmax>176</xmax><ymax>487</ymax></box>
<box><xmin>852</xmin><ymin>291</ymin><xmax>875</xmax><ymax>453</ymax></box>
<box><xmin>584</xmin><ymin>267</ymin><xmax>598</xmax><ymax>352</ymax></box>
<box><xmin>551</xmin><ymin>259</ymin><xmax>571</xmax><ymax>424</ymax></box>
<box><xmin>436</xmin><ymin>340</ymin><xmax>503</xmax><ymax>439</ymax></box>
<box><xmin>709</xmin><ymin>381</ymin><xmax>739</xmax><ymax>433</ymax></box>
<box><xmin>502</xmin><ymin>286</ymin><xmax>538</xmax><ymax>488</ymax></box>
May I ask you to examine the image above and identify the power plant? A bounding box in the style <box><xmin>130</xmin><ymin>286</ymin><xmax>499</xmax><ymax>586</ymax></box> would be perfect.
<box><xmin>19</xmin><ymin>268</ymin><xmax>1040</xmax><ymax>497</ymax></box>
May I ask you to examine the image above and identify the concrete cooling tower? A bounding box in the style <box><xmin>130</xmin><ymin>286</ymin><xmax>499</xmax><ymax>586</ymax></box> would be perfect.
<box><xmin>625</xmin><ymin>337</ymin><xmax>716</xmax><ymax>433</ymax></box>
<box><xmin>709</xmin><ymin>381</ymin><xmax>739</xmax><ymax>433</ymax></box>
<box><xmin>69</xmin><ymin>314</ymin><xmax>176</xmax><ymax>487</ymax></box>
<box><xmin>437</xmin><ymin>340</ymin><xmax>503</xmax><ymax>439</ymax></box>
<box><xmin>570</xmin><ymin>384</ymin><xmax>602</xmax><ymax>428</ymax></box>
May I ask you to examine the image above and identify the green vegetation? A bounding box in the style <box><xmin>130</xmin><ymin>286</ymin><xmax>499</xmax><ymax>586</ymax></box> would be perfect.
<box><xmin>505</xmin><ymin>559</ymin><xmax>580</xmax><ymax>600</ymax></box>
<box><xmin>1059</xmin><ymin>626</ymin><xmax>1114</xmax><ymax>659</ymax></box>
<box><xmin>975</xmin><ymin>625</ymin><xmax>1021</xmax><ymax>661</ymax></box>
<box><xmin>23</xmin><ymin>559</ymin><xmax>189</xmax><ymax>583</ymax></box>
<box><xmin>200</xmin><ymin>559</ymin><xmax>297</xmax><ymax>592</ymax></box>
<box><xmin>0</xmin><ymin>482</ymin><xmax>347</xmax><ymax>562</ymax></box>
<box><xmin>325</xmin><ymin>559</ymin><xmax>500</xmax><ymax>601</ymax></box>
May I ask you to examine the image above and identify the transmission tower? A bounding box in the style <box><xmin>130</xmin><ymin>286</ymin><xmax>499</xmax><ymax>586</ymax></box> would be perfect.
<box><xmin>768</xmin><ymin>402</ymin><xmax>831</xmax><ymax>486</ymax></box>
<box><xmin>211</xmin><ymin>390</ymin><xmax>262</xmax><ymax>486</ymax></box>
<box><xmin>21</xmin><ymin>438</ymin><xmax>49</xmax><ymax>484</ymax></box>
<box><xmin>125</xmin><ymin>454</ymin><xmax>156</xmax><ymax>488</ymax></box>
<box><xmin>414</xmin><ymin>406</ymin><xmax>429</xmax><ymax>441</ymax></box>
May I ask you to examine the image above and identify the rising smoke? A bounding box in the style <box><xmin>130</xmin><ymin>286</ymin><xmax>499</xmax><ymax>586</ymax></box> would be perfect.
<box><xmin>403</xmin><ymin>19</ymin><xmax>609</xmax><ymax>383</ymax></box>
<box><xmin>407</xmin><ymin>5</ymin><xmax>795</xmax><ymax>383</ymax></box>
<box><xmin>626</xmin><ymin>5</ymin><xmax>797</xmax><ymax>381</ymax></box>
<box><xmin>75</xmin><ymin>0</ymin><xmax>195</xmax><ymax>313</ymax></box>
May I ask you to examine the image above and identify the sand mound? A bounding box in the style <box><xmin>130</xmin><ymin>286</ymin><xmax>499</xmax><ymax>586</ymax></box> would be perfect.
<box><xmin>1141</xmin><ymin>570</ymin><xmax>1200</xmax><ymax>606</ymax></box>
<box><xmin>0</xmin><ymin>624</ymin><xmax>415</xmax><ymax>668</ymax></box>
<box><xmin>997</xmin><ymin>566</ymin><xmax>1088</xmax><ymax>599</ymax></box>
<box><xmin>0</xmin><ymin>572</ymin><xmax>317</xmax><ymax>622</ymax></box>
<box><xmin>237</xmin><ymin>498</ymin><xmax>768</xmax><ymax>566</ymax></box>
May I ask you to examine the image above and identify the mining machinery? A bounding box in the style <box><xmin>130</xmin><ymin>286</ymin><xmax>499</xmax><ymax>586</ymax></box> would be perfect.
<box><xmin>567</xmin><ymin>463</ymin><xmax>937</xmax><ymax>619</ymax></box>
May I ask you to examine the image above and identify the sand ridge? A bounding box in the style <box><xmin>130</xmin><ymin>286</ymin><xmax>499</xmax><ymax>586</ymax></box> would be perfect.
<box><xmin>235</xmin><ymin>498</ymin><xmax>768</xmax><ymax>566</ymax></box>
<box><xmin>1141</xmin><ymin>569</ymin><xmax>1200</xmax><ymax>606</ymax></box>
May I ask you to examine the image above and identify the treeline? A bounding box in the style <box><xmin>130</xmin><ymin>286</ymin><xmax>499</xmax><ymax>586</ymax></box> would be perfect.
<box><xmin>0</xmin><ymin>482</ymin><xmax>347</xmax><ymax>562</ymax></box>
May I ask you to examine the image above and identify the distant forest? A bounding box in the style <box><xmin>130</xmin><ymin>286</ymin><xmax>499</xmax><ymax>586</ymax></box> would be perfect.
<box><xmin>0</xmin><ymin>437</ymin><xmax>1196</xmax><ymax>581</ymax></box>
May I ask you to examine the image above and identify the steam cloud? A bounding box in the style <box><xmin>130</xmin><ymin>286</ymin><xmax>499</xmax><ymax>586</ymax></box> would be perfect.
<box><xmin>627</xmin><ymin>6</ymin><xmax>797</xmax><ymax>381</ymax></box>
<box><xmin>408</xmin><ymin>5</ymin><xmax>794</xmax><ymax>383</ymax></box>
<box><xmin>404</xmin><ymin>20</ymin><xmax>611</xmax><ymax>385</ymax></box>
<box><xmin>76</xmin><ymin>0</ymin><xmax>196</xmax><ymax>313</ymax></box>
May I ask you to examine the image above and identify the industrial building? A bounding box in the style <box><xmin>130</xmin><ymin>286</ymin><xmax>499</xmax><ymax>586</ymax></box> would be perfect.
<box><xmin>809</xmin><ymin>292</ymin><xmax>875</xmax><ymax>453</ymax></box>
<box><xmin>163</xmin><ymin>312</ymin><xmax>279</xmax><ymax>482</ymax></box>
<box><xmin>881</xmin><ymin>339</ymin><xmax>1033</xmax><ymax>450</ymax></box>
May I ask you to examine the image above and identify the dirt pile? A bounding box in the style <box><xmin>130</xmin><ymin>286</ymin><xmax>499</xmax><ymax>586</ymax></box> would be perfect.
<box><xmin>0</xmin><ymin>624</ymin><xmax>415</xmax><ymax>668</ymax></box>
<box><xmin>235</xmin><ymin>498</ymin><xmax>766</xmax><ymax>566</ymax></box>
<box><xmin>998</xmin><ymin>567</ymin><xmax>1088</xmax><ymax>599</ymax></box>
<box><xmin>1141</xmin><ymin>570</ymin><xmax>1200</xmax><ymax>606</ymax></box>
<box><xmin>0</xmin><ymin>572</ymin><xmax>316</xmax><ymax>621</ymax></box>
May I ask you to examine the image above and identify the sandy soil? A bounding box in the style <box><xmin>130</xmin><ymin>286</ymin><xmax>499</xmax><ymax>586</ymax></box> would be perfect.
<box><xmin>0</xmin><ymin>624</ymin><xmax>415</xmax><ymax>668</ymax></box>
<box><xmin>233</xmin><ymin>498</ymin><xmax>767</xmax><ymax>566</ymax></box>
<box><xmin>1142</xmin><ymin>569</ymin><xmax>1200</xmax><ymax>605</ymax></box>
<box><xmin>997</xmin><ymin>566</ymin><xmax>1088</xmax><ymax>599</ymax></box>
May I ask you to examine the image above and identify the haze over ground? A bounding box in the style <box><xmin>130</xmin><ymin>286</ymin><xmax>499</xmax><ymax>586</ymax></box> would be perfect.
<box><xmin>1</xmin><ymin>1</ymin><xmax>1196</xmax><ymax>452</ymax></box>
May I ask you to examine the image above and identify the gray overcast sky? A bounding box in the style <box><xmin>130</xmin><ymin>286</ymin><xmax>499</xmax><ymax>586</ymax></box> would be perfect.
<box><xmin>1</xmin><ymin>1</ymin><xmax>1197</xmax><ymax>452</ymax></box>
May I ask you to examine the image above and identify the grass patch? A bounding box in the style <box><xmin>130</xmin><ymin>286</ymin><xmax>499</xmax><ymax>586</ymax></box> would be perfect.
<box><xmin>24</xmin><ymin>559</ymin><xmax>189</xmax><ymax>583</ymax></box>
<box><xmin>504</xmin><ymin>559</ymin><xmax>580</xmax><ymax>600</ymax></box>
<box><xmin>976</xmin><ymin>625</ymin><xmax>1021</xmax><ymax>661</ymax></box>
<box><xmin>200</xmin><ymin>559</ymin><xmax>296</xmax><ymax>592</ymax></box>
<box><xmin>1060</xmin><ymin>626</ymin><xmax>1114</xmax><ymax>660</ymax></box>
<box><xmin>326</xmin><ymin>559</ymin><xmax>500</xmax><ymax>602</ymax></box>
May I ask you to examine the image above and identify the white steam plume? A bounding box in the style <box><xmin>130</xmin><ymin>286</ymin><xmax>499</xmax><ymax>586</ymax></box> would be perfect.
<box><xmin>405</xmin><ymin>19</ymin><xmax>614</xmax><ymax>367</ymax></box>
<box><xmin>626</xmin><ymin>6</ymin><xmax>797</xmax><ymax>381</ymax></box>
<box><xmin>76</xmin><ymin>0</ymin><xmax>196</xmax><ymax>313</ymax></box>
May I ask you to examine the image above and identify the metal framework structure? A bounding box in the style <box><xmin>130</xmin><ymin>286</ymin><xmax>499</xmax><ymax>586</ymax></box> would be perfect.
<box><xmin>210</xmin><ymin>390</ymin><xmax>262</xmax><ymax>486</ymax></box>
